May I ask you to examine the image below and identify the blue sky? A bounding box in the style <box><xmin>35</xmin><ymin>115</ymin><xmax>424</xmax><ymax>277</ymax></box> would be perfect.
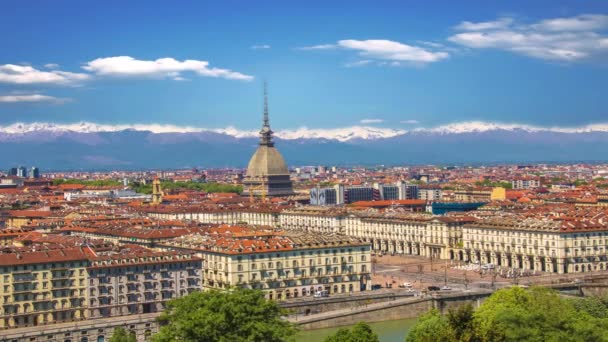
<box><xmin>0</xmin><ymin>0</ymin><xmax>607</xmax><ymax>131</ymax></box>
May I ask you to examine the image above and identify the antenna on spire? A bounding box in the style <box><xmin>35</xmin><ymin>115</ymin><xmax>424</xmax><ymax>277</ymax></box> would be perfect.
<box><xmin>258</xmin><ymin>80</ymin><xmax>274</xmax><ymax>147</ymax></box>
<box><xmin>263</xmin><ymin>80</ymin><xmax>269</xmax><ymax>127</ymax></box>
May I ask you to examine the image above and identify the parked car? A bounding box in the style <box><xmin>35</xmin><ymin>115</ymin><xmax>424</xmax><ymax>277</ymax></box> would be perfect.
<box><xmin>371</xmin><ymin>284</ymin><xmax>382</xmax><ymax>290</ymax></box>
<box><xmin>440</xmin><ymin>286</ymin><xmax>452</xmax><ymax>291</ymax></box>
<box><xmin>427</xmin><ymin>286</ymin><xmax>441</xmax><ymax>291</ymax></box>
<box><xmin>313</xmin><ymin>290</ymin><xmax>329</xmax><ymax>298</ymax></box>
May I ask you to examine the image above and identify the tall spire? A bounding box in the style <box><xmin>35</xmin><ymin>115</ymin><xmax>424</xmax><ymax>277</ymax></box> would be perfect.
<box><xmin>263</xmin><ymin>81</ymin><xmax>269</xmax><ymax>128</ymax></box>
<box><xmin>259</xmin><ymin>81</ymin><xmax>274</xmax><ymax>147</ymax></box>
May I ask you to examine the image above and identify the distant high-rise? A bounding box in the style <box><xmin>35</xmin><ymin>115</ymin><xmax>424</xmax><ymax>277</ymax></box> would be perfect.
<box><xmin>16</xmin><ymin>166</ymin><xmax>27</xmax><ymax>178</ymax></box>
<box><xmin>7</xmin><ymin>167</ymin><xmax>17</xmax><ymax>176</ymax></box>
<box><xmin>30</xmin><ymin>167</ymin><xmax>40</xmax><ymax>179</ymax></box>
<box><xmin>243</xmin><ymin>83</ymin><xmax>294</xmax><ymax>197</ymax></box>
<box><xmin>397</xmin><ymin>181</ymin><xmax>419</xmax><ymax>200</ymax></box>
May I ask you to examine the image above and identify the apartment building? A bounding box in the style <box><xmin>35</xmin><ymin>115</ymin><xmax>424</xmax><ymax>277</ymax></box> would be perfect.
<box><xmin>418</xmin><ymin>188</ymin><xmax>442</xmax><ymax>201</ymax></box>
<box><xmin>160</xmin><ymin>228</ymin><xmax>371</xmax><ymax>300</ymax></box>
<box><xmin>0</xmin><ymin>246</ymin><xmax>202</xmax><ymax>331</ymax></box>
<box><xmin>460</xmin><ymin>218</ymin><xmax>608</xmax><ymax>274</ymax></box>
<box><xmin>511</xmin><ymin>178</ymin><xmax>541</xmax><ymax>189</ymax></box>
<box><xmin>343</xmin><ymin>214</ymin><xmax>472</xmax><ymax>260</ymax></box>
<box><xmin>87</xmin><ymin>249</ymin><xmax>202</xmax><ymax>319</ymax></box>
<box><xmin>0</xmin><ymin>248</ymin><xmax>90</xmax><ymax>329</ymax></box>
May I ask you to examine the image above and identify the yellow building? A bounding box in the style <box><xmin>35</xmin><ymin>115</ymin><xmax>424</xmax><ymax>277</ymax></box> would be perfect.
<box><xmin>490</xmin><ymin>187</ymin><xmax>506</xmax><ymax>201</ymax></box>
<box><xmin>0</xmin><ymin>248</ymin><xmax>89</xmax><ymax>329</ymax></box>
<box><xmin>161</xmin><ymin>228</ymin><xmax>372</xmax><ymax>300</ymax></box>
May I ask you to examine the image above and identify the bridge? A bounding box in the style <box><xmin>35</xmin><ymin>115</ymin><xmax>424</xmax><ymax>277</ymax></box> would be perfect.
<box><xmin>285</xmin><ymin>290</ymin><xmax>493</xmax><ymax>330</ymax></box>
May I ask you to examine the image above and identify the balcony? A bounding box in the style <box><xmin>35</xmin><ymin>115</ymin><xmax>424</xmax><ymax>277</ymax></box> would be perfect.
<box><xmin>12</xmin><ymin>275</ymin><xmax>36</xmax><ymax>283</ymax></box>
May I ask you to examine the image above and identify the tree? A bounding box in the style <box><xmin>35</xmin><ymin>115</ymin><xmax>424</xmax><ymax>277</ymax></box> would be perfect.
<box><xmin>406</xmin><ymin>309</ymin><xmax>454</xmax><ymax>342</ymax></box>
<box><xmin>571</xmin><ymin>296</ymin><xmax>608</xmax><ymax>319</ymax></box>
<box><xmin>473</xmin><ymin>287</ymin><xmax>608</xmax><ymax>342</ymax></box>
<box><xmin>153</xmin><ymin>289</ymin><xmax>297</xmax><ymax>342</ymax></box>
<box><xmin>446</xmin><ymin>304</ymin><xmax>476</xmax><ymax>341</ymax></box>
<box><xmin>406</xmin><ymin>288</ymin><xmax>608</xmax><ymax>342</ymax></box>
<box><xmin>324</xmin><ymin>322</ymin><xmax>380</xmax><ymax>342</ymax></box>
<box><xmin>109</xmin><ymin>327</ymin><xmax>136</xmax><ymax>342</ymax></box>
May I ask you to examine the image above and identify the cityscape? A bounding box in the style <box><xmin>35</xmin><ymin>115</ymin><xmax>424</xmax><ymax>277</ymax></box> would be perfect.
<box><xmin>2</xmin><ymin>1</ymin><xmax>608</xmax><ymax>342</ymax></box>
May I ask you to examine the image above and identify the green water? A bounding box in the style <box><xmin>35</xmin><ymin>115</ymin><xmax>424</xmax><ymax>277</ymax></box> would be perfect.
<box><xmin>296</xmin><ymin>318</ymin><xmax>417</xmax><ymax>342</ymax></box>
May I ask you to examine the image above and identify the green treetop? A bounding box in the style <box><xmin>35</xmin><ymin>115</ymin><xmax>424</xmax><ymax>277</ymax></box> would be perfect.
<box><xmin>153</xmin><ymin>289</ymin><xmax>297</xmax><ymax>342</ymax></box>
<box><xmin>406</xmin><ymin>287</ymin><xmax>608</xmax><ymax>342</ymax></box>
<box><xmin>324</xmin><ymin>322</ymin><xmax>380</xmax><ymax>342</ymax></box>
<box><xmin>109</xmin><ymin>327</ymin><xmax>136</xmax><ymax>342</ymax></box>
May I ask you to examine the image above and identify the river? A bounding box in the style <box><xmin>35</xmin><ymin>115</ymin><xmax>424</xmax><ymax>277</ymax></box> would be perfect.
<box><xmin>296</xmin><ymin>318</ymin><xmax>417</xmax><ymax>342</ymax></box>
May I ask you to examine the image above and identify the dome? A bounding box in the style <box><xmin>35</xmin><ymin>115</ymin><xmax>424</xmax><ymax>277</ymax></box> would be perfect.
<box><xmin>246</xmin><ymin>145</ymin><xmax>289</xmax><ymax>177</ymax></box>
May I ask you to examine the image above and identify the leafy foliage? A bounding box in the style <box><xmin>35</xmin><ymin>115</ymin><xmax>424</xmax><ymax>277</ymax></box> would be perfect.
<box><xmin>52</xmin><ymin>178</ymin><xmax>122</xmax><ymax>186</ymax></box>
<box><xmin>131</xmin><ymin>180</ymin><xmax>242</xmax><ymax>194</ymax></box>
<box><xmin>406</xmin><ymin>309</ymin><xmax>454</xmax><ymax>342</ymax></box>
<box><xmin>109</xmin><ymin>327</ymin><xmax>136</xmax><ymax>342</ymax></box>
<box><xmin>324</xmin><ymin>322</ymin><xmax>380</xmax><ymax>342</ymax></box>
<box><xmin>407</xmin><ymin>287</ymin><xmax>608</xmax><ymax>342</ymax></box>
<box><xmin>570</xmin><ymin>296</ymin><xmax>608</xmax><ymax>319</ymax></box>
<box><xmin>446</xmin><ymin>304</ymin><xmax>476</xmax><ymax>341</ymax></box>
<box><xmin>474</xmin><ymin>180</ymin><xmax>512</xmax><ymax>189</ymax></box>
<box><xmin>153</xmin><ymin>289</ymin><xmax>297</xmax><ymax>342</ymax></box>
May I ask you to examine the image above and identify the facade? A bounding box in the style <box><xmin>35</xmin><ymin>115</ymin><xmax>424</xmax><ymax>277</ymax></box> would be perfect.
<box><xmin>87</xmin><ymin>251</ymin><xmax>202</xmax><ymax>319</ymax></box>
<box><xmin>16</xmin><ymin>166</ymin><xmax>27</xmax><ymax>178</ymax></box>
<box><xmin>512</xmin><ymin>178</ymin><xmax>541</xmax><ymax>189</ymax></box>
<box><xmin>343</xmin><ymin>215</ymin><xmax>469</xmax><ymax>260</ymax></box>
<box><xmin>373</xmin><ymin>183</ymin><xmax>399</xmax><ymax>201</ymax></box>
<box><xmin>419</xmin><ymin>188</ymin><xmax>442</xmax><ymax>201</ymax></box>
<box><xmin>344</xmin><ymin>186</ymin><xmax>374</xmax><ymax>203</ymax></box>
<box><xmin>161</xmin><ymin>229</ymin><xmax>371</xmax><ymax>300</ymax></box>
<box><xmin>242</xmin><ymin>84</ymin><xmax>294</xmax><ymax>198</ymax></box>
<box><xmin>454</xmin><ymin>188</ymin><xmax>505</xmax><ymax>202</ymax></box>
<box><xmin>0</xmin><ymin>248</ymin><xmax>90</xmax><ymax>329</ymax></box>
<box><xmin>460</xmin><ymin>219</ymin><xmax>608</xmax><ymax>274</ymax></box>
<box><xmin>30</xmin><ymin>167</ymin><xmax>40</xmax><ymax>179</ymax></box>
<box><xmin>397</xmin><ymin>181</ymin><xmax>419</xmax><ymax>200</ymax></box>
<box><xmin>310</xmin><ymin>187</ymin><xmax>338</xmax><ymax>205</ymax></box>
<box><xmin>0</xmin><ymin>247</ymin><xmax>202</xmax><ymax>331</ymax></box>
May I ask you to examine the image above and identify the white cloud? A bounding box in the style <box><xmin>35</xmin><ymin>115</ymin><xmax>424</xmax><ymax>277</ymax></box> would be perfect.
<box><xmin>337</xmin><ymin>39</ymin><xmax>449</xmax><ymax>64</ymax></box>
<box><xmin>359</xmin><ymin>119</ymin><xmax>384</xmax><ymax>124</ymax></box>
<box><xmin>298</xmin><ymin>44</ymin><xmax>337</xmax><ymax>50</ymax></box>
<box><xmin>44</xmin><ymin>63</ymin><xmax>59</xmax><ymax>69</ymax></box>
<box><xmin>82</xmin><ymin>56</ymin><xmax>253</xmax><ymax>81</ymax></box>
<box><xmin>449</xmin><ymin>14</ymin><xmax>608</xmax><ymax>61</ymax></box>
<box><xmin>400</xmin><ymin>120</ymin><xmax>419</xmax><ymax>124</ymax></box>
<box><xmin>344</xmin><ymin>60</ymin><xmax>372</xmax><ymax>67</ymax></box>
<box><xmin>301</xmin><ymin>39</ymin><xmax>448</xmax><ymax>65</ymax></box>
<box><xmin>532</xmin><ymin>14</ymin><xmax>608</xmax><ymax>32</ymax></box>
<box><xmin>0</xmin><ymin>64</ymin><xmax>89</xmax><ymax>85</ymax></box>
<box><xmin>454</xmin><ymin>17</ymin><xmax>514</xmax><ymax>31</ymax></box>
<box><xmin>0</xmin><ymin>94</ymin><xmax>70</xmax><ymax>104</ymax></box>
<box><xmin>251</xmin><ymin>44</ymin><xmax>271</xmax><ymax>49</ymax></box>
<box><xmin>418</xmin><ymin>41</ymin><xmax>445</xmax><ymax>48</ymax></box>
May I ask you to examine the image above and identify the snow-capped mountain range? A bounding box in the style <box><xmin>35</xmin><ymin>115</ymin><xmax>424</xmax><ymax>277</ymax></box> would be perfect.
<box><xmin>1</xmin><ymin>121</ymin><xmax>608</xmax><ymax>169</ymax></box>
<box><xmin>2</xmin><ymin>121</ymin><xmax>608</xmax><ymax>142</ymax></box>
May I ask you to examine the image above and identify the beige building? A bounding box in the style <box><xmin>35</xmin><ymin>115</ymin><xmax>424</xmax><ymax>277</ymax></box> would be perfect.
<box><xmin>160</xmin><ymin>229</ymin><xmax>371</xmax><ymax>300</ymax></box>
<box><xmin>460</xmin><ymin>218</ymin><xmax>608</xmax><ymax>274</ymax></box>
<box><xmin>0</xmin><ymin>246</ymin><xmax>203</xmax><ymax>332</ymax></box>
<box><xmin>0</xmin><ymin>248</ymin><xmax>89</xmax><ymax>329</ymax></box>
<box><xmin>87</xmin><ymin>250</ymin><xmax>202</xmax><ymax>319</ymax></box>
